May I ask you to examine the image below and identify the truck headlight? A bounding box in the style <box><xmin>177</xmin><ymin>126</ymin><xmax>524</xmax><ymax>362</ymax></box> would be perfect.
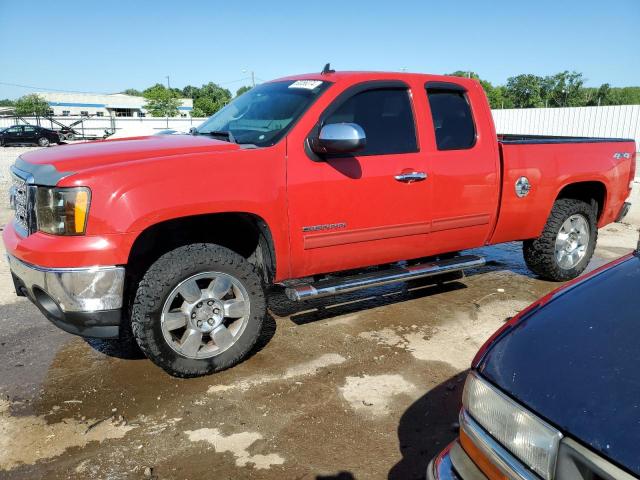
<box><xmin>35</xmin><ymin>187</ymin><xmax>90</xmax><ymax>235</ymax></box>
<box><xmin>463</xmin><ymin>373</ymin><xmax>562</xmax><ymax>480</ymax></box>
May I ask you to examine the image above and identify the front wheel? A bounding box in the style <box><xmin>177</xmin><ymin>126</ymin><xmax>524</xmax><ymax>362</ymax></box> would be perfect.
<box><xmin>131</xmin><ymin>244</ymin><xmax>266</xmax><ymax>377</ymax></box>
<box><xmin>37</xmin><ymin>137</ymin><xmax>50</xmax><ymax>147</ymax></box>
<box><xmin>523</xmin><ymin>198</ymin><xmax>597</xmax><ymax>281</ymax></box>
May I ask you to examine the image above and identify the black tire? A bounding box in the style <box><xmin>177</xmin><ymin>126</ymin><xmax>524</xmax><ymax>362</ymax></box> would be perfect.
<box><xmin>523</xmin><ymin>198</ymin><xmax>597</xmax><ymax>281</ymax></box>
<box><xmin>37</xmin><ymin>137</ymin><xmax>50</xmax><ymax>147</ymax></box>
<box><xmin>131</xmin><ymin>243</ymin><xmax>265</xmax><ymax>378</ymax></box>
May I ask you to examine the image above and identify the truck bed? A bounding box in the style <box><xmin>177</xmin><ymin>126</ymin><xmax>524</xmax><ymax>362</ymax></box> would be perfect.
<box><xmin>498</xmin><ymin>134</ymin><xmax>634</xmax><ymax>145</ymax></box>
<box><xmin>489</xmin><ymin>135</ymin><xmax>636</xmax><ymax>246</ymax></box>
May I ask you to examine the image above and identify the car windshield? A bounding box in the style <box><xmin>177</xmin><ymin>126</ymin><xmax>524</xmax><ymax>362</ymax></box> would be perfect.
<box><xmin>196</xmin><ymin>80</ymin><xmax>330</xmax><ymax>147</ymax></box>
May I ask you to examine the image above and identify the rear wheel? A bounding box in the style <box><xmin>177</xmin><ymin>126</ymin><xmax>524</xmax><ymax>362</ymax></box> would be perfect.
<box><xmin>523</xmin><ymin>198</ymin><xmax>597</xmax><ymax>281</ymax></box>
<box><xmin>131</xmin><ymin>243</ymin><xmax>265</xmax><ymax>377</ymax></box>
<box><xmin>37</xmin><ymin>137</ymin><xmax>50</xmax><ymax>147</ymax></box>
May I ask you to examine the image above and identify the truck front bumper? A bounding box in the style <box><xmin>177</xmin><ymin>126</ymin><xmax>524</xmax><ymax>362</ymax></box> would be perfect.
<box><xmin>8</xmin><ymin>254</ymin><xmax>125</xmax><ymax>338</ymax></box>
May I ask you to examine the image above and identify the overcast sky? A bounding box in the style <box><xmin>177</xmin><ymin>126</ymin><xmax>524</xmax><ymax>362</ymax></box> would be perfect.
<box><xmin>1</xmin><ymin>0</ymin><xmax>638</xmax><ymax>98</ymax></box>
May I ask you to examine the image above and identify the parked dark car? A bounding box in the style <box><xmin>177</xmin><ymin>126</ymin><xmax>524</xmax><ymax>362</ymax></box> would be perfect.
<box><xmin>429</xmin><ymin>243</ymin><xmax>640</xmax><ymax>480</ymax></box>
<box><xmin>0</xmin><ymin>125</ymin><xmax>61</xmax><ymax>147</ymax></box>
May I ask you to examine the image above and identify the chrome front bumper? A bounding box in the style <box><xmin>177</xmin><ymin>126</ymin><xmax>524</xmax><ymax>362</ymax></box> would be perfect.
<box><xmin>7</xmin><ymin>254</ymin><xmax>125</xmax><ymax>338</ymax></box>
<box><xmin>427</xmin><ymin>440</ymin><xmax>486</xmax><ymax>480</ymax></box>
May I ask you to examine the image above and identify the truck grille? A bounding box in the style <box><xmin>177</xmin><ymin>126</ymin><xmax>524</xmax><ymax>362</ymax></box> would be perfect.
<box><xmin>10</xmin><ymin>174</ymin><xmax>32</xmax><ymax>234</ymax></box>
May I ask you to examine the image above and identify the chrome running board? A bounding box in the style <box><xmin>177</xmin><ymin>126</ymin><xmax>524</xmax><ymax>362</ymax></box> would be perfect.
<box><xmin>285</xmin><ymin>255</ymin><xmax>485</xmax><ymax>301</ymax></box>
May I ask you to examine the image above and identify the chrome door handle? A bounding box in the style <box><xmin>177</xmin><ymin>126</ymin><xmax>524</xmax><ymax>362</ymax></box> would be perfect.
<box><xmin>394</xmin><ymin>171</ymin><xmax>427</xmax><ymax>183</ymax></box>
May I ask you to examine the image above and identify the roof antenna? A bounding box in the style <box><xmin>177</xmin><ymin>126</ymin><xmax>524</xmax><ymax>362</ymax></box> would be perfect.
<box><xmin>321</xmin><ymin>63</ymin><xmax>335</xmax><ymax>75</ymax></box>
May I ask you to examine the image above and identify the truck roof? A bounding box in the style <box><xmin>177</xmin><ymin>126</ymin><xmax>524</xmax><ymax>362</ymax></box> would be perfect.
<box><xmin>271</xmin><ymin>71</ymin><xmax>481</xmax><ymax>89</ymax></box>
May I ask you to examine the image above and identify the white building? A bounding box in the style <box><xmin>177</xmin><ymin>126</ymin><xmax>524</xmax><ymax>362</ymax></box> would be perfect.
<box><xmin>37</xmin><ymin>91</ymin><xmax>193</xmax><ymax>118</ymax></box>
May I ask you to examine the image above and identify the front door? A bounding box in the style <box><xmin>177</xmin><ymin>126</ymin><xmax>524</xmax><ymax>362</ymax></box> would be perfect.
<box><xmin>286</xmin><ymin>82</ymin><xmax>432</xmax><ymax>278</ymax></box>
<box><xmin>4</xmin><ymin>126</ymin><xmax>23</xmax><ymax>144</ymax></box>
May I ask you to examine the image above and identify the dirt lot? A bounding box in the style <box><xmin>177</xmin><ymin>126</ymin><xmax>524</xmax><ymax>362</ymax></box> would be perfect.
<box><xmin>0</xmin><ymin>145</ymin><xmax>638</xmax><ymax>480</ymax></box>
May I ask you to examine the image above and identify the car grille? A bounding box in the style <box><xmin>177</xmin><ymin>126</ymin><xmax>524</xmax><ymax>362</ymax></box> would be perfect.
<box><xmin>10</xmin><ymin>173</ymin><xmax>31</xmax><ymax>234</ymax></box>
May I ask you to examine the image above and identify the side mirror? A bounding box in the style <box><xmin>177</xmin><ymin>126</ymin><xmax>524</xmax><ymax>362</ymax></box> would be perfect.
<box><xmin>311</xmin><ymin>123</ymin><xmax>366</xmax><ymax>155</ymax></box>
<box><xmin>189</xmin><ymin>127</ymin><xmax>198</xmax><ymax>135</ymax></box>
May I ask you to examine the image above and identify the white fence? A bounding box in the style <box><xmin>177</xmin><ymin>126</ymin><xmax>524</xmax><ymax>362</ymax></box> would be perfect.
<box><xmin>2</xmin><ymin>105</ymin><xmax>640</xmax><ymax>151</ymax></box>
<box><xmin>492</xmin><ymin>105</ymin><xmax>640</xmax><ymax>152</ymax></box>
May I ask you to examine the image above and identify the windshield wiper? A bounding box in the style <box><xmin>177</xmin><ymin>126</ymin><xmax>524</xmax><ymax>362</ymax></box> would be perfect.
<box><xmin>199</xmin><ymin>130</ymin><xmax>236</xmax><ymax>144</ymax></box>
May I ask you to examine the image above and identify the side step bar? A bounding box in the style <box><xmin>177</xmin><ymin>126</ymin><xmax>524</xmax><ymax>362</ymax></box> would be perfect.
<box><xmin>285</xmin><ymin>254</ymin><xmax>485</xmax><ymax>301</ymax></box>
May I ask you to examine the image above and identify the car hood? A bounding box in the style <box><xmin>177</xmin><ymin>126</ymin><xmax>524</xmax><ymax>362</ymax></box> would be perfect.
<box><xmin>17</xmin><ymin>134</ymin><xmax>240</xmax><ymax>179</ymax></box>
<box><xmin>477</xmin><ymin>253</ymin><xmax>640</xmax><ymax>475</ymax></box>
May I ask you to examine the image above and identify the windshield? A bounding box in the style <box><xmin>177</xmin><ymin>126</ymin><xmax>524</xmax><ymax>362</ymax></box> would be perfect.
<box><xmin>196</xmin><ymin>80</ymin><xmax>330</xmax><ymax>146</ymax></box>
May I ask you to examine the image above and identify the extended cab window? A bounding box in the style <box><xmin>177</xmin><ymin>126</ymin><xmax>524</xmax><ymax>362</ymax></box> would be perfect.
<box><xmin>426</xmin><ymin>88</ymin><xmax>476</xmax><ymax>150</ymax></box>
<box><xmin>324</xmin><ymin>88</ymin><xmax>417</xmax><ymax>155</ymax></box>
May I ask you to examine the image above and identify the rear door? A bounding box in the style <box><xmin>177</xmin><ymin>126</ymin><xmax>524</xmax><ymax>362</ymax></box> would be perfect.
<box><xmin>422</xmin><ymin>81</ymin><xmax>500</xmax><ymax>251</ymax></box>
<box><xmin>22</xmin><ymin>125</ymin><xmax>38</xmax><ymax>143</ymax></box>
<box><xmin>286</xmin><ymin>81</ymin><xmax>433</xmax><ymax>278</ymax></box>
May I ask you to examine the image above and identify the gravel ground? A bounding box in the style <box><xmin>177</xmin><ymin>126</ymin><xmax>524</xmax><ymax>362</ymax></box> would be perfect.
<box><xmin>0</xmin><ymin>144</ymin><xmax>638</xmax><ymax>480</ymax></box>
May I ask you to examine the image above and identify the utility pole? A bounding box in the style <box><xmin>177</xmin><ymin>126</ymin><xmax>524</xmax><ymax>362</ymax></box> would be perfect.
<box><xmin>243</xmin><ymin>70</ymin><xmax>256</xmax><ymax>87</ymax></box>
<box><xmin>165</xmin><ymin>75</ymin><xmax>171</xmax><ymax>128</ymax></box>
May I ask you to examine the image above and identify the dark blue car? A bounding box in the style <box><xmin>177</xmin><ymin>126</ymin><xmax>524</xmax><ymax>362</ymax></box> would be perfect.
<box><xmin>429</xmin><ymin>241</ymin><xmax>640</xmax><ymax>480</ymax></box>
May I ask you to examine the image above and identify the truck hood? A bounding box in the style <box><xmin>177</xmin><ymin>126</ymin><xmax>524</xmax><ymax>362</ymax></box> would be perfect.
<box><xmin>18</xmin><ymin>134</ymin><xmax>240</xmax><ymax>179</ymax></box>
<box><xmin>477</xmin><ymin>253</ymin><xmax>640</xmax><ymax>475</ymax></box>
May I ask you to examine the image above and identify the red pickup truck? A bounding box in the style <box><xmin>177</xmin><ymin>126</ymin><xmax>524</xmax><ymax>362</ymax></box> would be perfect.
<box><xmin>4</xmin><ymin>70</ymin><xmax>636</xmax><ymax>377</ymax></box>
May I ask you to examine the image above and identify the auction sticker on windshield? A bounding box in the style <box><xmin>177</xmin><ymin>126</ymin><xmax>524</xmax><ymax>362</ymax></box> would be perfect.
<box><xmin>289</xmin><ymin>80</ymin><xmax>323</xmax><ymax>89</ymax></box>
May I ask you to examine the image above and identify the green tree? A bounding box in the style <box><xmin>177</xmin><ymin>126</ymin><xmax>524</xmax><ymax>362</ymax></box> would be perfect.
<box><xmin>487</xmin><ymin>86</ymin><xmax>513</xmax><ymax>109</ymax></box>
<box><xmin>192</xmin><ymin>82</ymin><xmax>232</xmax><ymax>116</ymax></box>
<box><xmin>0</xmin><ymin>99</ymin><xmax>15</xmax><ymax>107</ymax></box>
<box><xmin>504</xmin><ymin>74</ymin><xmax>545</xmax><ymax>108</ymax></box>
<box><xmin>608</xmin><ymin>87</ymin><xmax>640</xmax><ymax>105</ymax></box>
<box><xmin>182</xmin><ymin>85</ymin><xmax>200</xmax><ymax>99</ymax></box>
<box><xmin>541</xmin><ymin>71</ymin><xmax>585</xmax><ymax>107</ymax></box>
<box><xmin>236</xmin><ymin>85</ymin><xmax>252</xmax><ymax>97</ymax></box>
<box><xmin>143</xmin><ymin>84</ymin><xmax>181</xmax><ymax>117</ymax></box>
<box><xmin>584</xmin><ymin>84</ymin><xmax>611</xmax><ymax>106</ymax></box>
<box><xmin>122</xmin><ymin>88</ymin><xmax>142</xmax><ymax>96</ymax></box>
<box><xmin>447</xmin><ymin>71</ymin><xmax>511</xmax><ymax>108</ymax></box>
<box><xmin>14</xmin><ymin>94</ymin><xmax>50</xmax><ymax>116</ymax></box>
<box><xmin>191</xmin><ymin>106</ymin><xmax>207</xmax><ymax>118</ymax></box>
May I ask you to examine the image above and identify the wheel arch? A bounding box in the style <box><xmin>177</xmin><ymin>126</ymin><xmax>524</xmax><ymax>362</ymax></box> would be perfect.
<box><xmin>555</xmin><ymin>180</ymin><xmax>607</xmax><ymax>221</ymax></box>
<box><xmin>126</xmin><ymin>212</ymin><xmax>277</xmax><ymax>287</ymax></box>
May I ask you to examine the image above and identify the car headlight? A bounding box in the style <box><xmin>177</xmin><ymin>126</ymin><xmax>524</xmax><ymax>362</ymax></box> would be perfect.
<box><xmin>35</xmin><ymin>187</ymin><xmax>90</xmax><ymax>235</ymax></box>
<box><xmin>463</xmin><ymin>373</ymin><xmax>562</xmax><ymax>480</ymax></box>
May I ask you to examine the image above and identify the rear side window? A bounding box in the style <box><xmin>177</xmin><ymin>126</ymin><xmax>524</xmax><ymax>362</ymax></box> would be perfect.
<box><xmin>426</xmin><ymin>88</ymin><xmax>476</xmax><ymax>150</ymax></box>
<box><xmin>324</xmin><ymin>88</ymin><xmax>417</xmax><ymax>155</ymax></box>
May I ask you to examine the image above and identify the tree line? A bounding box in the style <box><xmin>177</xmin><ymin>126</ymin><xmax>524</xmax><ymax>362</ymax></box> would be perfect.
<box><xmin>1</xmin><ymin>71</ymin><xmax>639</xmax><ymax>117</ymax></box>
<box><xmin>125</xmin><ymin>83</ymin><xmax>252</xmax><ymax>117</ymax></box>
<box><xmin>449</xmin><ymin>70</ymin><xmax>640</xmax><ymax>108</ymax></box>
